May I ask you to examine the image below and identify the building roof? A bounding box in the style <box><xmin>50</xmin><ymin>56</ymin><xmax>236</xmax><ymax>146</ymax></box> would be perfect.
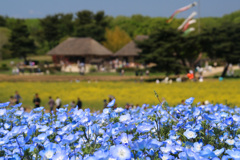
<box><xmin>114</xmin><ymin>35</ymin><xmax>149</xmax><ymax>57</ymax></box>
<box><xmin>47</xmin><ymin>37</ymin><xmax>113</xmax><ymax>56</ymax></box>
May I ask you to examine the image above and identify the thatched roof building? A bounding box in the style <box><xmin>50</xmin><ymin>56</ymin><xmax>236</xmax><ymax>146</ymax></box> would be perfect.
<box><xmin>47</xmin><ymin>37</ymin><xmax>113</xmax><ymax>64</ymax></box>
<box><xmin>114</xmin><ymin>35</ymin><xmax>149</xmax><ymax>63</ymax></box>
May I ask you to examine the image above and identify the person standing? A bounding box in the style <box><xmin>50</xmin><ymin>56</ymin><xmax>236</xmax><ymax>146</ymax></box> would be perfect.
<box><xmin>70</xmin><ymin>101</ymin><xmax>76</xmax><ymax>108</ymax></box>
<box><xmin>48</xmin><ymin>96</ymin><xmax>55</xmax><ymax>112</ymax></box>
<box><xmin>55</xmin><ymin>97</ymin><xmax>61</xmax><ymax>109</ymax></box>
<box><xmin>33</xmin><ymin>93</ymin><xmax>41</xmax><ymax>108</ymax></box>
<box><xmin>14</xmin><ymin>91</ymin><xmax>22</xmax><ymax>104</ymax></box>
<box><xmin>103</xmin><ymin>99</ymin><xmax>107</xmax><ymax>109</ymax></box>
<box><xmin>76</xmin><ymin>97</ymin><xmax>82</xmax><ymax>109</ymax></box>
<box><xmin>9</xmin><ymin>96</ymin><xmax>15</xmax><ymax>107</ymax></box>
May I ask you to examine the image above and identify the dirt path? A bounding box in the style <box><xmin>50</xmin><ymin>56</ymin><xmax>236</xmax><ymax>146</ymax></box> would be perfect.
<box><xmin>0</xmin><ymin>65</ymin><xmax>238</xmax><ymax>82</ymax></box>
<box><xmin>0</xmin><ymin>74</ymin><xmax>167</xmax><ymax>82</ymax></box>
<box><xmin>202</xmin><ymin>65</ymin><xmax>239</xmax><ymax>77</ymax></box>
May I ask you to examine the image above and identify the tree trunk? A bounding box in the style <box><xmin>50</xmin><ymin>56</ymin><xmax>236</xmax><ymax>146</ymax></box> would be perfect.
<box><xmin>180</xmin><ymin>58</ymin><xmax>190</xmax><ymax>73</ymax></box>
<box><xmin>221</xmin><ymin>63</ymin><xmax>229</xmax><ymax>77</ymax></box>
<box><xmin>193</xmin><ymin>52</ymin><xmax>203</xmax><ymax>66</ymax></box>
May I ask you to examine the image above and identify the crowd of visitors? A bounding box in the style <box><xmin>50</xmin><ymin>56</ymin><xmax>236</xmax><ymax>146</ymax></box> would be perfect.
<box><xmin>8</xmin><ymin>91</ymin><xmax>22</xmax><ymax>106</ymax></box>
<box><xmin>7</xmin><ymin>91</ymin><xmax>83</xmax><ymax>113</ymax></box>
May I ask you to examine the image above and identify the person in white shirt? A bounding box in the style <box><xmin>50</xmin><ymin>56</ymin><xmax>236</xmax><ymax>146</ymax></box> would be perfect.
<box><xmin>55</xmin><ymin>97</ymin><xmax>61</xmax><ymax>109</ymax></box>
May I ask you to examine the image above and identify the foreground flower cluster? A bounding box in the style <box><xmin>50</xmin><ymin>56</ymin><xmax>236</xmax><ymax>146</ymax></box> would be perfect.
<box><xmin>0</xmin><ymin>97</ymin><xmax>240</xmax><ymax>160</ymax></box>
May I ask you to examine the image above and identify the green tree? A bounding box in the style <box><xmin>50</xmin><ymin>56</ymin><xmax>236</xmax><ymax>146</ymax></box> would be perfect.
<box><xmin>137</xmin><ymin>28</ymin><xmax>204</xmax><ymax>75</ymax></box>
<box><xmin>137</xmin><ymin>29</ymin><xmax>184</xmax><ymax>74</ymax></box>
<box><xmin>0</xmin><ymin>15</ymin><xmax>6</xmax><ymax>27</ymax></box>
<box><xmin>39</xmin><ymin>15</ymin><xmax>60</xmax><ymax>49</ymax></box>
<box><xmin>0</xmin><ymin>27</ymin><xmax>11</xmax><ymax>59</ymax></box>
<box><xmin>57</xmin><ymin>13</ymin><xmax>74</xmax><ymax>38</ymax></box>
<box><xmin>6</xmin><ymin>19</ymin><xmax>35</xmax><ymax>61</ymax></box>
<box><xmin>74</xmin><ymin>10</ymin><xmax>109</xmax><ymax>42</ymax></box>
<box><xmin>205</xmin><ymin>23</ymin><xmax>240</xmax><ymax>77</ymax></box>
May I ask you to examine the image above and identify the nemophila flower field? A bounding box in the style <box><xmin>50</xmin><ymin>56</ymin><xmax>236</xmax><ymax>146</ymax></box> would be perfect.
<box><xmin>0</xmin><ymin>97</ymin><xmax>240</xmax><ymax>160</ymax></box>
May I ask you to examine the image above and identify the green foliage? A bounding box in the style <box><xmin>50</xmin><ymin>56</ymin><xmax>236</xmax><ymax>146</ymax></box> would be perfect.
<box><xmin>74</xmin><ymin>10</ymin><xmax>110</xmax><ymax>42</ymax></box>
<box><xmin>0</xmin><ymin>63</ymin><xmax>10</xmax><ymax>71</ymax></box>
<box><xmin>0</xmin><ymin>27</ymin><xmax>11</xmax><ymax>59</ymax></box>
<box><xmin>205</xmin><ymin>23</ymin><xmax>240</xmax><ymax>64</ymax></box>
<box><xmin>103</xmin><ymin>26</ymin><xmax>131</xmax><ymax>52</ymax></box>
<box><xmin>0</xmin><ymin>150</ymin><xmax>4</xmax><ymax>157</ymax></box>
<box><xmin>89</xmin><ymin>66</ymin><xmax>97</xmax><ymax>73</ymax></box>
<box><xmin>0</xmin><ymin>15</ymin><xmax>6</xmax><ymax>27</ymax></box>
<box><xmin>39</xmin><ymin>15</ymin><xmax>61</xmax><ymax>49</ymax></box>
<box><xmin>137</xmin><ymin>28</ymin><xmax>202</xmax><ymax>74</ymax></box>
<box><xmin>6</xmin><ymin>19</ymin><xmax>35</xmax><ymax>60</ymax></box>
<box><xmin>221</xmin><ymin>10</ymin><xmax>240</xmax><ymax>24</ymax></box>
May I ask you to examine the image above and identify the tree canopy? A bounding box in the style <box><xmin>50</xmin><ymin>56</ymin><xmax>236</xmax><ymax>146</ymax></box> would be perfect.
<box><xmin>6</xmin><ymin>19</ymin><xmax>35</xmax><ymax>60</ymax></box>
<box><xmin>103</xmin><ymin>26</ymin><xmax>131</xmax><ymax>52</ymax></box>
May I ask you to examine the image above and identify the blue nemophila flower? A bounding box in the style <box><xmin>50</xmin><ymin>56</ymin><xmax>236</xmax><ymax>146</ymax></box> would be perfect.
<box><xmin>14</xmin><ymin>110</ymin><xmax>24</xmax><ymax>116</ymax></box>
<box><xmin>160</xmin><ymin>145</ymin><xmax>172</xmax><ymax>154</ymax></box>
<box><xmin>193</xmin><ymin>142</ymin><xmax>203</xmax><ymax>152</ymax></box>
<box><xmin>119</xmin><ymin>114</ymin><xmax>131</xmax><ymax>123</ymax></box>
<box><xmin>0</xmin><ymin>102</ymin><xmax>10</xmax><ymax>108</ymax></box>
<box><xmin>24</xmin><ymin>125</ymin><xmax>36</xmax><ymax>143</ymax></box>
<box><xmin>203</xmin><ymin>144</ymin><xmax>214</xmax><ymax>151</ymax></box>
<box><xmin>85</xmin><ymin>156</ymin><xmax>97</xmax><ymax>160</ymax></box>
<box><xmin>185</xmin><ymin>97</ymin><xmax>195</xmax><ymax>105</ymax></box>
<box><xmin>200</xmin><ymin>148</ymin><xmax>216</xmax><ymax>158</ymax></box>
<box><xmin>193</xmin><ymin>108</ymin><xmax>201</xmax><ymax>117</ymax></box>
<box><xmin>38</xmin><ymin>125</ymin><xmax>49</xmax><ymax>132</ymax></box>
<box><xmin>183</xmin><ymin>129</ymin><xmax>197</xmax><ymax>139</ymax></box>
<box><xmin>225</xmin><ymin>117</ymin><xmax>233</xmax><ymax>125</ymax></box>
<box><xmin>58</xmin><ymin>113</ymin><xmax>68</xmax><ymax>122</ymax></box>
<box><xmin>8</xmin><ymin>126</ymin><xmax>23</xmax><ymax>138</ymax></box>
<box><xmin>159</xmin><ymin>153</ymin><xmax>175</xmax><ymax>160</ymax></box>
<box><xmin>132</xmin><ymin>138</ymin><xmax>151</xmax><ymax>151</ymax></box>
<box><xmin>33</xmin><ymin>133</ymin><xmax>48</xmax><ymax>143</ymax></box>
<box><xmin>61</xmin><ymin>134</ymin><xmax>77</xmax><ymax>144</ymax></box>
<box><xmin>0</xmin><ymin>108</ymin><xmax>6</xmax><ymax>116</ymax></box>
<box><xmin>39</xmin><ymin>149</ymin><xmax>54</xmax><ymax>159</ymax></box>
<box><xmin>137</xmin><ymin>124</ymin><xmax>154</xmax><ymax>133</ymax></box>
<box><xmin>103</xmin><ymin>108</ymin><xmax>111</xmax><ymax>114</ymax></box>
<box><xmin>52</xmin><ymin>152</ymin><xmax>69</xmax><ymax>160</ymax></box>
<box><xmin>235</xmin><ymin>141</ymin><xmax>240</xmax><ymax>148</ymax></box>
<box><xmin>0</xmin><ymin>137</ymin><xmax>9</xmax><ymax>145</ymax></box>
<box><xmin>93</xmin><ymin>149</ymin><xmax>109</xmax><ymax>159</ymax></box>
<box><xmin>226</xmin><ymin>150</ymin><xmax>240</xmax><ymax>159</ymax></box>
<box><xmin>226</xmin><ymin>139</ymin><xmax>235</xmax><ymax>145</ymax></box>
<box><xmin>186</xmin><ymin>149</ymin><xmax>198</xmax><ymax>159</ymax></box>
<box><xmin>33</xmin><ymin>106</ymin><xmax>44</xmax><ymax>112</ymax></box>
<box><xmin>117</xmin><ymin>133</ymin><xmax>133</xmax><ymax>145</ymax></box>
<box><xmin>110</xmin><ymin>145</ymin><xmax>131</xmax><ymax>160</ymax></box>
<box><xmin>149</xmin><ymin>139</ymin><xmax>163</xmax><ymax>150</ymax></box>
<box><xmin>4</xmin><ymin>123</ymin><xmax>11</xmax><ymax>130</ymax></box>
<box><xmin>178</xmin><ymin>152</ymin><xmax>188</xmax><ymax>160</ymax></box>
<box><xmin>114</xmin><ymin>107</ymin><xmax>124</xmax><ymax>113</ymax></box>
<box><xmin>214</xmin><ymin>148</ymin><xmax>225</xmax><ymax>156</ymax></box>
<box><xmin>232</xmin><ymin>115</ymin><xmax>240</xmax><ymax>122</ymax></box>
<box><xmin>107</xmin><ymin>99</ymin><xmax>115</xmax><ymax>108</ymax></box>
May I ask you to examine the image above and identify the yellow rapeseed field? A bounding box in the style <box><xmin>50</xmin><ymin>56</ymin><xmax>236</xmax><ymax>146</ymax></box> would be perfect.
<box><xmin>0</xmin><ymin>80</ymin><xmax>239</xmax><ymax>111</ymax></box>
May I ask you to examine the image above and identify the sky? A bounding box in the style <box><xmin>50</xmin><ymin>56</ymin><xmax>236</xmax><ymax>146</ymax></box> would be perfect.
<box><xmin>0</xmin><ymin>0</ymin><xmax>239</xmax><ymax>19</ymax></box>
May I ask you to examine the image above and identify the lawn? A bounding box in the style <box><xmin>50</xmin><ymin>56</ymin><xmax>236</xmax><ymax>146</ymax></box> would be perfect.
<box><xmin>0</xmin><ymin>80</ymin><xmax>239</xmax><ymax>111</ymax></box>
